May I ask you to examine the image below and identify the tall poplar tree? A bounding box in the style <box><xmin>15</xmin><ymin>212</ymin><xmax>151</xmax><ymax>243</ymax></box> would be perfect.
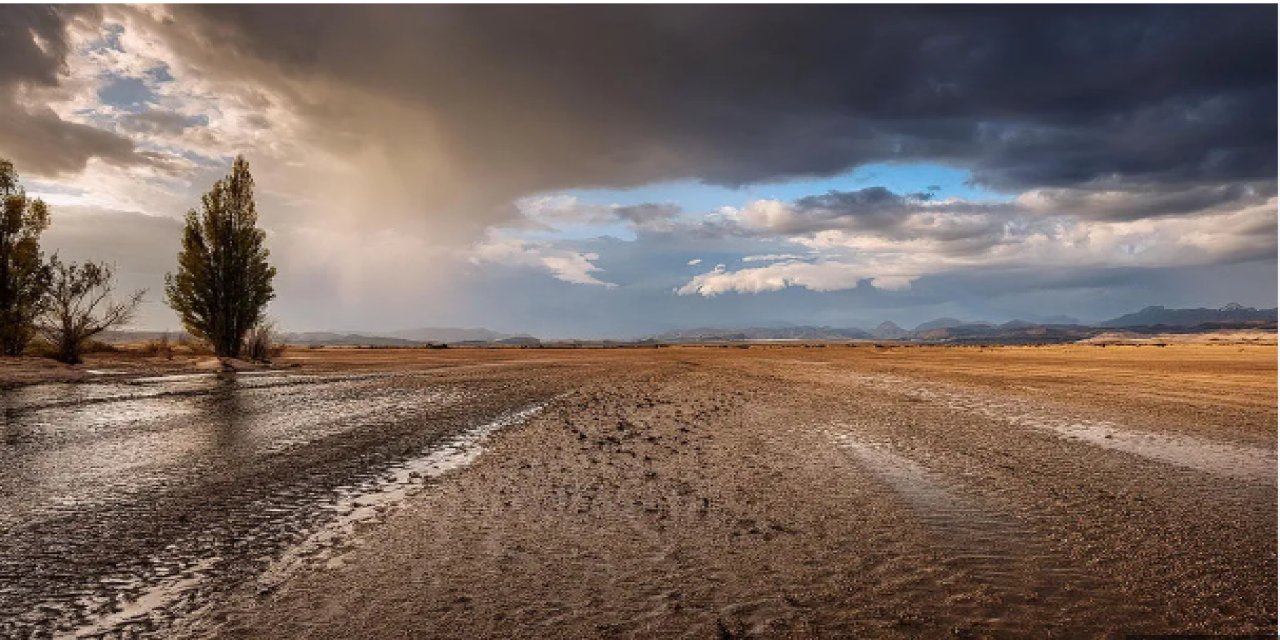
<box><xmin>0</xmin><ymin>159</ymin><xmax>52</xmax><ymax>356</ymax></box>
<box><xmin>165</xmin><ymin>156</ymin><xmax>276</xmax><ymax>358</ymax></box>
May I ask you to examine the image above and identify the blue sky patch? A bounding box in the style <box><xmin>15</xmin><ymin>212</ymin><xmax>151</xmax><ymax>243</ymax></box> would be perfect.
<box><xmin>97</xmin><ymin>76</ymin><xmax>154</xmax><ymax>113</ymax></box>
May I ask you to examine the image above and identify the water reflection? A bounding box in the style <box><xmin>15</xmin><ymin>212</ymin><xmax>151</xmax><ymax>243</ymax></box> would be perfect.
<box><xmin>0</xmin><ymin>390</ymin><xmax>36</xmax><ymax>518</ymax></box>
<box><xmin>0</xmin><ymin>370</ymin><xmax>491</xmax><ymax>637</ymax></box>
<box><xmin>0</xmin><ymin>372</ymin><xmax>442</xmax><ymax>527</ymax></box>
<box><xmin>209</xmin><ymin>373</ymin><xmax>248</xmax><ymax>453</ymax></box>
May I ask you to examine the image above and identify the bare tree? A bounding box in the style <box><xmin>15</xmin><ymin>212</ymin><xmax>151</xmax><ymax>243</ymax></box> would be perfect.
<box><xmin>37</xmin><ymin>258</ymin><xmax>144</xmax><ymax>364</ymax></box>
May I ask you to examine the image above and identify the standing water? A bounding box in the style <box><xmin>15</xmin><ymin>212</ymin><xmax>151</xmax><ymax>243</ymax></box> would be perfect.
<box><xmin>0</xmin><ymin>371</ymin><xmax>546</xmax><ymax>638</ymax></box>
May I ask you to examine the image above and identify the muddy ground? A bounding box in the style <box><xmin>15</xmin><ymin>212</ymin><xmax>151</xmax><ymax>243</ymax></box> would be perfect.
<box><xmin>1</xmin><ymin>344</ymin><xmax>1275</xmax><ymax>638</ymax></box>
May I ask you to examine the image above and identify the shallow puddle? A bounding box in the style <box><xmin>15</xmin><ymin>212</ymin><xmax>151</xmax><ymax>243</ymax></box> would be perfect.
<box><xmin>0</xmin><ymin>370</ymin><xmax>549</xmax><ymax>638</ymax></box>
<box><xmin>58</xmin><ymin>403</ymin><xmax>546</xmax><ymax>638</ymax></box>
<box><xmin>0</xmin><ymin>374</ymin><xmax>465</xmax><ymax>527</ymax></box>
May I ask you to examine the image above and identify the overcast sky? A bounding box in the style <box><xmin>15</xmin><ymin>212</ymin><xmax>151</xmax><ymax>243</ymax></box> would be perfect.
<box><xmin>1</xmin><ymin>5</ymin><xmax>1275</xmax><ymax>337</ymax></box>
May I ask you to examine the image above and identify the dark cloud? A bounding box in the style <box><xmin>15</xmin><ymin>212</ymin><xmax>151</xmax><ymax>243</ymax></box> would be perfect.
<box><xmin>747</xmin><ymin>186</ymin><xmax>1014</xmax><ymax>241</ymax></box>
<box><xmin>0</xmin><ymin>6</ymin><xmax>158</xmax><ymax>176</ymax></box>
<box><xmin>1019</xmin><ymin>181</ymin><xmax>1277</xmax><ymax>221</ymax></box>
<box><xmin>113</xmin><ymin>5</ymin><xmax>1272</xmax><ymax>217</ymax></box>
<box><xmin>0</xmin><ymin>106</ymin><xmax>141</xmax><ymax>177</ymax></box>
<box><xmin>4</xmin><ymin>6</ymin><xmax>1275</xmax><ymax>334</ymax></box>
<box><xmin>612</xmin><ymin>203</ymin><xmax>681</xmax><ymax>226</ymax></box>
<box><xmin>5</xmin><ymin>6</ymin><xmax>1274</xmax><ymax>216</ymax></box>
<box><xmin>794</xmin><ymin>188</ymin><xmax>942</xmax><ymax>233</ymax></box>
<box><xmin>746</xmin><ymin>179</ymin><xmax>1274</xmax><ymax>243</ymax></box>
<box><xmin>0</xmin><ymin>6</ymin><xmax>74</xmax><ymax>87</ymax></box>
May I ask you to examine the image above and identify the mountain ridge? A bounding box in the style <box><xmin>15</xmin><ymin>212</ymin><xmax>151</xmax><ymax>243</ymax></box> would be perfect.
<box><xmin>1098</xmin><ymin>304</ymin><xmax>1275</xmax><ymax>328</ymax></box>
<box><xmin>99</xmin><ymin>304</ymin><xmax>1276</xmax><ymax>346</ymax></box>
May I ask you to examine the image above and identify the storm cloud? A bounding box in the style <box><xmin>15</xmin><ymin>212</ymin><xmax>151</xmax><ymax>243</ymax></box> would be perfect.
<box><xmin>140</xmin><ymin>6</ymin><xmax>1276</xmax><ymax>196</ymax></box>
<box><xmin>5</xmin><ymin>6</ymin><xmax>1274</xmax><ymax>215</ymax></box>
<box><xmin>0</xmin><ymin>6</ymin><xmax>159</xmax><ymax>175</ymax></box>
<box><xmin>0</xmin><ymin>5</ymin><xmax>1273</xmax><ymax>334</ymax></box>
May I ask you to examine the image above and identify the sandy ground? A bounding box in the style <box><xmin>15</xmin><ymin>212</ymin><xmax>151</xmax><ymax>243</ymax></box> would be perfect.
<box><xmin>110</xmin><ymin>344</ymin><xmax>1276</xmax><ymax>639</ymax></box>
<box><xmin>1077</xmin><ymin>329</ymin><xmax>1277</xmax><ymax>346</ymax></box>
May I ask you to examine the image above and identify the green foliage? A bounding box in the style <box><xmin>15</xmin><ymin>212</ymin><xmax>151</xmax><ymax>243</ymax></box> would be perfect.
<box><xmin>165</xmin><ymin>156</ymin><xmax>277</xmax><ymax>358</ymax></box>
<box><xmin>0</xmin><ymin>159</ymin><xmax>52</xmax><ymax>356</ymax></box>
<box><xmin>36</xmin><ymin>257</ymin><xmax>144</xmax><ymax>364</ymax></box>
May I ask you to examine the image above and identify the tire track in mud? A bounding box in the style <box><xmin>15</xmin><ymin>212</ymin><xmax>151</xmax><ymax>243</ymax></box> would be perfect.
<box><xmin>824</xmin><ymin>422</ymin><xmax>1106</xmax><ymax>635</ymax></box>
<box><xmin>793</xmin><ymin>364</ymin><xmax>1274</xmax><ymax>634</ymax></box>
<box><xmin>845</xmin><ymin>373</ymin><xmax>1276</xmax><ymax>483</ymax></box>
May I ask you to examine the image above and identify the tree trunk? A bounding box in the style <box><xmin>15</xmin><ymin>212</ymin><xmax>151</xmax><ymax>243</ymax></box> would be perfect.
<box><xmin>57</xmin><ymin>336</ymin><xmax>81</xmax><ymax>365</ymax></box>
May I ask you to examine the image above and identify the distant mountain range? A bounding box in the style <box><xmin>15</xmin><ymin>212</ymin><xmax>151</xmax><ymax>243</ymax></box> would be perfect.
<box><xmin>100</xmin><ymin>304</ymin><xmax>1275</xmax><ymax>347</ymax></box>
<box><xmin>646</xmin><ymin>326</ymin><xmax>873</xmax><ymax>342</ymax></box>
<box><xmin>280</xmin><ymin>332</ymin><xmax>425</xmax><ymax>347</ymax></box>
<box><xmin>386</xmin><ymin>327</ymin><xmax>509</xmax><ymax>343</ymax></box>
<box><xmin>281</xmin><ymin>327</ymin><xmax>538</xmax><ymax>346</ymax></box>
<box><xmin>870</xmin><ymin>321</ymin><xmax>909</xmax><ymax>339</ymax></box>
<box><xmin>912</xmin><ymin>317</ymin><xmax>973</xmax><ymax>332</ymax></box>
<box><xmin>647</xmin><ymin>304</ymin><xmax>1275</xmax><ymax>345</ymax></box>
<box><xmin>1098</xmin><ymin>304</ymin><xmax>1276</xmax><ymax>328</ymax></box>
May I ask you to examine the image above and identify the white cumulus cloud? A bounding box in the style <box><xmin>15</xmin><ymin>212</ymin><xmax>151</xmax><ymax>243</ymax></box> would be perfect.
<box><xmin>472</xmin><ymin>235</ymin><xmax>616</xmax><ymax>288</ymax></box>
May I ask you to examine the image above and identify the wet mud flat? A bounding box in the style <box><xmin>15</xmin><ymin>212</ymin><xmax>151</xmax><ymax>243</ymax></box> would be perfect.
<box><xmin>0</xmin><ymin>356</ymin><xmax>581</xmax><ymax>638</ymax></box>
<box><xmin>162</xmin><ymin>345</ymin><xmax>1276</xmax><ymax>639</ymax></box>
<box><xmin>1</xmin><ymin>345</ymin><xmax>1275</xmax><ymax>638</ymax></box>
